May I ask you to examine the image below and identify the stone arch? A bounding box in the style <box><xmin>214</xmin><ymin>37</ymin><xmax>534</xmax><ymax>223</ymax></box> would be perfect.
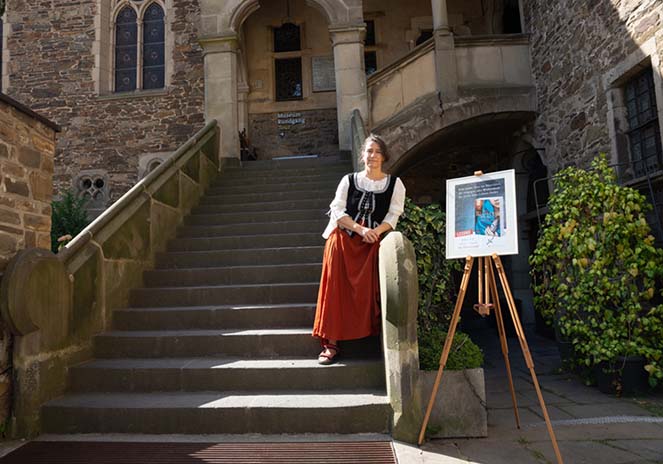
<box><xmin>373</xmin><ymin>91</ymin><xmax>537</xmax><ymax>174</ymax></box>
<box><xmin>216</xmin><ymin>0</ymin><xmax>362</xmax><ymax>34</ymax></box>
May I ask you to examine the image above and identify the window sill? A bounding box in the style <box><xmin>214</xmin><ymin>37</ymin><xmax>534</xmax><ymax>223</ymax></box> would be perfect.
<box><xmin>97</xmin><ymin>88</ymin><xmax>168</xmax><ymax>101</ymax></box>
<box><xmin>621</xmin><ymin>168</ymin><xmax>663</xmax><ymax>187</ymax></box>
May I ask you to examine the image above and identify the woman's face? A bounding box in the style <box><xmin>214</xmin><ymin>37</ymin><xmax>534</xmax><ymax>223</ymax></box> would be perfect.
<box><xmin>363</xmin><ymin>141</ymin><xmax>384</xmax><ymax>169</ymax></box>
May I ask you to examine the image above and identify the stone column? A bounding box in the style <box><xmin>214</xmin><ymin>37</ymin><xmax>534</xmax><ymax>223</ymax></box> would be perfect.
<box><xmin>200</xmin><ymin>35</ymin><xmax>240</xmax><ymax>160</ymax></box>
<box><xmin>431</xmin><ymin>0</ymin><xmax>458</xmax><ymax>101</ymax></box>
<box><xmin>330</xmin><ymin>26</ymin><xmax>369</xmax><ymax>152</ymax></box>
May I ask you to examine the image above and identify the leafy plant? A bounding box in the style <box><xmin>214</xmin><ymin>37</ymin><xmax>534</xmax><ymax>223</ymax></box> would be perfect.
<box><xmin>50</xmin><ymin>190</ymin><xmax>90</xmax><ymax>253</ymax></box>
<box><xmin>530</xmin><ymin>155</ymin><xmax>663</xmax><ymax>387</ymax></box>
<box><xmin>400</xmin><ymin>198</ymin><xmax>483</xmax><ymax>371</ymax></box>
<box><xmin>418</xmin><ymin>329</ymin><xmax>484</xmax><ymax>371</ymax></box>
<box><xmin>399</xmin><ymin>198</ymin><xmax>461</xmax><ymax>331</ymax></box>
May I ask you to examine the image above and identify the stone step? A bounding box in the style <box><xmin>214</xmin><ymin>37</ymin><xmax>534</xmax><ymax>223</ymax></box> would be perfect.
<box><xmin>167</xmin><ymin>233</ymin><xmax>324</xmax><ymax>252</ymax></box>
<box><xmin>231</xmin><ymin>158</ymin><xmax>349</xmax><ymax>169</ymax></box>
<box><xmin>144</xmin><ymin>263</ymin><xmax>322</xmax><ymax>287</ymax></box>
<box><xmin>94</xmin><ymin>329</ymin><xmax>380</xmax><ymax>358</ymax></box>
<box><xmin>177</xmin><ymin>220</ymin><xmax>328</xmax><ymax>238</ymax></box>
<box><xmin>207</xmin><ymin>180</ymin><xmax>339</xmax><ymax>196</ymax></box>
<box><xmin>192</xmin><ymin>199</ymin><xmax>330</xmax><ymax>214</ymax></box>
<box><xmin>130</xmin><ymin>282</ymin><xmax>318</xmax><ymax>307</ymax></box>
<box><xmin>184</xmin><ymin>209</ymin><xmax>326</xmax><ymax>226</ymax></box>
<box><xmin>41</xmin><ymin>391</ymin><xmax>391</xmax><ymax>434</ymax></box>
<box><xmin>155</xmin><ymin>246</ymin><xmax>323</xmax><ymax>268</ymax></box>
<box><xmin>214</xmin><ymin>172</ymin><xmax>347</xmax><ymax>187</ymax></box>
<box><xmin>199</xmin><ymin>190</ymin><xmax>335</xmax><ymax>205</ymax></box>
<box><xmin>113</xmin><ymin>304</ymin><xmax>316</xmax><ymax>330</ymax></box>
<box><xmin>68</xmin><ymin>358</ymin><xmax>385</xmax><ymax>392</ymax></box>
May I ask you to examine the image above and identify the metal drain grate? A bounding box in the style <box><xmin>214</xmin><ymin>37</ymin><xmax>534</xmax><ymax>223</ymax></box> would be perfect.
<box><xmin>0</xmin><ymin>441</ymin><xmax>397</xmax><ymax>463</ymax></box>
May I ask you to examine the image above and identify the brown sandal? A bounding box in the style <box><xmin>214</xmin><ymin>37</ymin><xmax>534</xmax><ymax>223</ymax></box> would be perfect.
<box><xmin>318</xmin><ymin>343</ymin><xmax>340</xmax><ymax>365</ymax></box>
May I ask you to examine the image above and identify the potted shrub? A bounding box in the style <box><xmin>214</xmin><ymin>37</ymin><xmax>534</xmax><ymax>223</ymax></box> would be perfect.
<box><xmin>530</xmin><ymin>156</ymin><xmax>663</xmax><ymax>394</ymax></box>
<box><xmin>400</xmin><ymin>199</ymin><xmax>487</xmax><ymax>437</ymax></box>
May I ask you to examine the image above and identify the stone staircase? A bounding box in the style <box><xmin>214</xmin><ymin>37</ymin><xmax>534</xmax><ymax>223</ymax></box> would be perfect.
<box><xmin>41</xmin><ymin>158</ymin><xmax>391</xmax><ymax>435</ymax></box>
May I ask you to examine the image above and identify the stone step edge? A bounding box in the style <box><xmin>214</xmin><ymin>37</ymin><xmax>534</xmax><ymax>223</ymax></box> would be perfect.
<box><xmin>145</xmin><ymin>262</ymin><xmax>322</xmax><ymax>274</ymax></box>
<box><xmin>187</xmin><ymin>208</ymin><xmax>327</xmax><ymax>218</ymax></box>
<box><xmin>72</xmin><ymin>357</ymin><xmax>383</xmax><ymax>369</ymax></box>
<box><xmin>44</xmin><ymin>391</ymin><xmax>390</xmax><ymax>409</ymax></box>
<box><xmin>132</xmin><ymin>282</ymin><xmax>319</xmax><ymax>292</ymax></box>
<box><xmin>114</xmin><ymin>303</ymin><xmax>316</xmax><ymax>313</ymax></box>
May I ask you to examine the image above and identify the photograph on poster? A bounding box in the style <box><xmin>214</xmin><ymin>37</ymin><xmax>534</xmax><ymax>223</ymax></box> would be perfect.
<box><xmin>446</xmin><ymin>169</ymin><xmax>518</xmax><ymax>259</ymax></box>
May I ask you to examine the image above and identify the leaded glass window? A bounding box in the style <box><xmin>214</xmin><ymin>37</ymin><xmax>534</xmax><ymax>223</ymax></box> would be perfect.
<box><xmin>113</xmin><ymin>2</ymin><xmax>166</xmax><ymax>93</ymax></box>
<box><xmin>274</xmin><ymin>23</ymin><xmax>301</xmax><ymax>53</ymax></box>
<box><xmin>115</xmin><ymin>7</ymin><xmax>138</xmax><ymax>92</ymax></box>
<box><xmin>275</xmin><ymin>58</ymin><xmax>303</xmax><ymax>101</ymax></box>
<box><xmin>143</xmin><ymin>3</ymin><xmax>165</xmax><ymax>90</ymax></box>
<box><xmin>625</xmin><ymin>69</ymin><xmax>662</xmax><ymax>176</ymax></box>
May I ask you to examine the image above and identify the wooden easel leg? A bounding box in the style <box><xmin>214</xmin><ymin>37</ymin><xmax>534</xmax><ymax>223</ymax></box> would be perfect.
<box><xmin>418</xmin><ymin>256</ymin><xmax>475</xmax><ymax>446</ymax></box>
<box><xmin>487</xmin><ymin>260</ymin><xmax>521</xmax><ymax>429</ymax></box>
<box><xmin>492</xmin><ymin>255</ymin><xmax>564</xmax><ymax>464</ymax></box>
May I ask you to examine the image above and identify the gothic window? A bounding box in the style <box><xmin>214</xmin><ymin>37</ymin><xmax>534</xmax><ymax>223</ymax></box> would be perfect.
<box><xmin>143</xmin><ymin>4</ymin><xmax>165</xmax><ymax>90</ymax></box>
<box><xmin>364</xmin><ymin>52</ymin><xmax>377</xmax><ymax>76</ymax></box>
<box><xmin>113</xmin><ymin>2</ymin><xmax>165</xmax><ymax>93</ymax></box>
<box><xmin>115</xmin><ymin>7</ymin><xmax>138</xmax><ymax>92</ymax></box>
<box><xmin>625</xmin><ymin>68</ymin><xmax>662</xmax><ymax>177</ymax></box>
<box><xmin>273</xmin><ymin>22</ymin><xmax>303</xmax><ymax>101</ymax></box>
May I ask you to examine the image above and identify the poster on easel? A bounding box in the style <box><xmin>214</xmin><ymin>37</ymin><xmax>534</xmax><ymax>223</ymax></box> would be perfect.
<box><xmin>446</xmin><ymin>169</ymin><xmax>518</xmax><ymax>259</ymax></box>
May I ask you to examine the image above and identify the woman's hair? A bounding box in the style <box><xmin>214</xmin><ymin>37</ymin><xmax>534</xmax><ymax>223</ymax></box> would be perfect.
<box><xmin>361</xmin><ymin>133</ymin><xmax>389</xmax><ymax>163</ymax></box>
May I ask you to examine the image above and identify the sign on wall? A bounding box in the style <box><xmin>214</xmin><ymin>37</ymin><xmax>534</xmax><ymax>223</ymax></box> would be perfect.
<box><xmin>312</xmin><ymin>55</ymin><xmax>336</xmax><ymax>92</ymax></box>
<box><xmin>445</xmin><ymin>169</ymin><xmax>518</xmax><ymax>259</ymax></box>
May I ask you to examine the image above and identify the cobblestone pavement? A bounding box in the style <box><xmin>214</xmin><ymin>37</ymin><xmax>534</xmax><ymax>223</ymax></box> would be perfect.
<box><xmin>395</xmin><ymin>328</ymin><xmax>663</xmax><ymax>464</ymax></box>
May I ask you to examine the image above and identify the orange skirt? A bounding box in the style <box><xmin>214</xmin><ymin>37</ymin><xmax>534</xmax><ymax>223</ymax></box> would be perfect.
<box><xmin>312</xmin><ymin>227</ymin><xmax>381</xmax><ymax>341</ymax></box>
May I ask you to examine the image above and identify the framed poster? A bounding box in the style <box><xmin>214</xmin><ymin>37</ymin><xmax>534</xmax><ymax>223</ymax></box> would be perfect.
<box><xmin>445</xmin><ymin>169</ymin><xmax>518</xmax><ymax>259</ymax></box>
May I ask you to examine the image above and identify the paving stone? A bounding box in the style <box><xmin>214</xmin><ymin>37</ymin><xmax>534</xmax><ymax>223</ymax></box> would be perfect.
<box><xmin>606</xmin><ymin>439</ymin><xmax>663</xmax><ymax>461</ymax></box>
<box><xmin>533</xmin><ymin>439</ymin><xmax>644</xmax><ymax>464</ymax></box>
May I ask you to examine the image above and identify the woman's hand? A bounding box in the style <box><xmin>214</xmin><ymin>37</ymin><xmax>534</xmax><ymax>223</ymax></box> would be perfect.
<box><xmin>361</xmin><ymin>228</ymin><xmax>380</xmax><ymax>243</ymax></box>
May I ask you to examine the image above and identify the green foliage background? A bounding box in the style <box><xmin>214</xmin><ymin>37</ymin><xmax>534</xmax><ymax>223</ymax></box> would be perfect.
<box><xmin>399</xmin><ymin>198</ymin><xmax>483</xmax><ymax>371</ymax></box>
<box><xmin>50</xmin><ymin>190</ymin><xmax>90</xmax><ymax>253</ymax></box>
<box><xmin>530</xmin><ymin>156</ymin><xmax>663</xmax><ymax>386</ymax></box>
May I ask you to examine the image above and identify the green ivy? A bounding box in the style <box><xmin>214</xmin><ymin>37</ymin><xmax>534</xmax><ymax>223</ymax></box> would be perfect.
<box><xmin>400</xmin><ymin>198</ymin><xmax>483</xmax><ymax>371</ymax></box>
<box><xmin>529</xmin><ymin>155</ymin><xmax>663</xmax><ymax>387</ymax></box>
<box><xmin>50</xmin><ymin>190</ymin><xmax>90</xmax><ymax>253</ymax></box>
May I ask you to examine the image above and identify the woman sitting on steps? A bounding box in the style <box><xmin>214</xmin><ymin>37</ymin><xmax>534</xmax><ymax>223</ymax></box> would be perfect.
<box><xmin>312</xmin><ymin>134</ymin><xmax>406</xmax><ymax>365</ymax></box>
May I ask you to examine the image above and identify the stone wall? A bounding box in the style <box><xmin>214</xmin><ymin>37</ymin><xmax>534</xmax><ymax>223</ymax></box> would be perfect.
<box><xmin>249</xmin><ymin>108</ymin><xmax>339</xmax><ymax>159</ymax></box>
<box><xmin>0</xmin><ymin>94</ymin><xmax>57</xmax><ymax>272</ymax></box>
<box><xmin>3</xmin><ymin>0</ymin><xmax>205</xmax><ymax>202</ymax></box>
<box><xmin>0</xmin><ymin>92</ymin><xmax>57</xmax><ymax>435</ymax></box>
<box><xmin>522</xmin><ymin>0</ymin><xmax>663</xmax><ymax>172</ymax></box>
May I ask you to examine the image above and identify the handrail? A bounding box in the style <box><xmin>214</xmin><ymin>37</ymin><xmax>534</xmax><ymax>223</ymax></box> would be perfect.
<box><xmin>61</xmin><ymin>120</ymin><xmax>218</xmax><ymax>262</ymax></box>
<box><xmin>350</xmin><ymin>109</ymin><xmax>367</xmax><ymax>172</ymax></box>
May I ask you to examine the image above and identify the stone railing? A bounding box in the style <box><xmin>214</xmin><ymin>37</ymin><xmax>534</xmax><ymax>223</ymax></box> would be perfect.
<box><xmin>367</xmin><ymin>39</ymin><xmax>436</xmax><ymax>128</ymax></box>
<box><xmin>454</xmin><ymin>34</ymin><xmax>532</xmax><ymax>89</ymax></box>
<box><xmin>0</xmin><ymin>120</ymin><xmax>219</xmax><ymax>436</ymax></box>
<box><xmin>350</xmin><ymin>109</ymin><xmax>367</xmax><ymax>172</ymax></box>
<box><xmin>378</xmin><ymin>232</ymin><xmax>422</xmax><ymax>443</ymax></box>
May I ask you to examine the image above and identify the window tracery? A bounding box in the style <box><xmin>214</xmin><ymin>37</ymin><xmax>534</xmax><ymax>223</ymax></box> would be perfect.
<box><xmin>112</xmin><ymin>1</ymin><xmax>165</xmax><ymax>93</ymax></box>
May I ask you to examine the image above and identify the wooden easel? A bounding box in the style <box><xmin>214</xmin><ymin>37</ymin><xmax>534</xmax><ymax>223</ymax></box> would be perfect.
<box><xmin>417</xmin><ymin>255</ymin><xmax>564</xmax><ymax>463</ymax></box>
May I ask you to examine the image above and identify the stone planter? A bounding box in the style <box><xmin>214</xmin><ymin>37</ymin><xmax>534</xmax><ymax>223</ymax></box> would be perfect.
<box><xmin>594</xmin><ymin>356</ymin><xmax>649</xmax><ymax>397</ymax></box>
<box><xmin>418</xmin><ymin>368</ymin><xmax>487</xmax><ymax>438</ymax></box>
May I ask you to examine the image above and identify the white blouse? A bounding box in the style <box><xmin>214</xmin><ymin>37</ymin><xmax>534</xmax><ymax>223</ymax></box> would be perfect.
<box><xmin>322</xmin><ymin>171</ymin><xmax>406</xmax><ymax>239</ymax></box>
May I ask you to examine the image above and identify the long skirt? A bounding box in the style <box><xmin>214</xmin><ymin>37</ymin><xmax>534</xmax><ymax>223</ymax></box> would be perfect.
<box><xmin>312</xmin><ymin>227</ymin><xmax>381</xmax><ymax>341</ymax></box>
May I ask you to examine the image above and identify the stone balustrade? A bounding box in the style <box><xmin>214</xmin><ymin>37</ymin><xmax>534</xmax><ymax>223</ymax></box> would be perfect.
<box><xmin>367</xmin><ymin>34</ymin><xmax>533</xmax><ymax>130</ymax></box>
<box><xmin>0</xmin><ymin>120</ymin><xmax>219</xmax><ymax>436</ymax></box>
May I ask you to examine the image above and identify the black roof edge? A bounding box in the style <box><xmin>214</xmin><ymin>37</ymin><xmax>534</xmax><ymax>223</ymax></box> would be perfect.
<box><xmin>0</xmin><ymin>92</ymin><xmax>61</xmax><ymax>132</ymax></box>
